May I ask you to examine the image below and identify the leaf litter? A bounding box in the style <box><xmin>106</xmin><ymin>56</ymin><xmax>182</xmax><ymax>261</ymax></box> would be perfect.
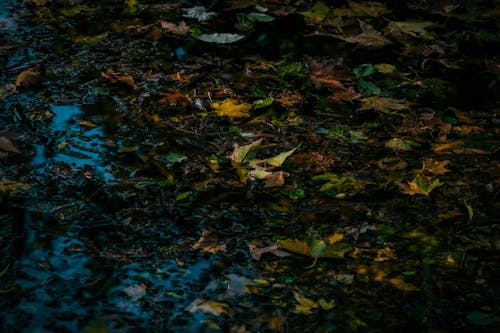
<box><xmin>1</xmin><ymin>0</ymin><xmax>498</xmax><ymax>332</ymax></box>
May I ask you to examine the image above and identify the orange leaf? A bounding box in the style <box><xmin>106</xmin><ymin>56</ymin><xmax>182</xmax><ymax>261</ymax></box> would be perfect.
<box><xmin>420</xmin><ymin>159</ymin><xmax>451</xmax><ymax>175</ymax></box>
<box><xmin>160</xmin><ymin>20</ymin><xmax>189</xmax><ymax>36</ymax></box>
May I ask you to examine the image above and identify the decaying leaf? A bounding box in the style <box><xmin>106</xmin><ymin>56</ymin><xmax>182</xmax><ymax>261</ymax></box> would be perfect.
<box><xmin>100</xmin><ymin>70</ymin><xmax>137</xmax><ymax>90</ymax></box>
<box><xmin>360</xmin><ymin>96</ymin><xmax>410</xmax><ymax>114</ymax></box>
<box><xmin>230</xmin><ymin>139</ymin><xmax>263</xmax><ymax>164</ymax></box>
<box><xmin>160</xmin><ymin>20</ymin><xmax>189</xmax><ymax>36</ymax></box>
<box><xmin>313</xmin><ymin>173</ymin><xmax>365</xmax><ymax>198</ymax></box>
<box><xmin>348</xmin><ymin>1</ymin><xmax>391</xmax><ymax>17</ymax></box>
<box><xmin>211</xmin><ymin>98</ymin><xmax>252</xmax><ymax>117</ymax></box>
<box><xmin>183</xmin><ymin>6</ymin><xmax>217</xmax><ymax>21</ymax></box>
<box><xmin>278</xmin><ymin>236</ymin><xmax>352</xmax><ymax>259</ymax></box>
<box><xmin>308</xmin><ymin>58</ymin><xmax>354</xmax><ymax>90</ymax></box>
<box><xmin>197</xmin><ymin>33</ymin><xmax>244</xmax><ymax>44</ymax></box>
<box><xmin>384</xmin><ymin>21</ymin><xmax>435</xmax><ymax>40</ymax></box>
<box><xmin>377</xmin><ymin>157</ymin><xmax>407</xmax><ymax>171</ymax></box>
<box><xmin>420</xmin><ymin>159</ymin><xmax>451</xmax><ymax>175</ymax></box>
<box><xmin>395</xmin><ymin>174</ymin><xmax>443</xmax><ymax>196</ymax></box>
<box><xmin>0</xmin><ymin>137</ymin><xmax>20</xmax><ymax>153</ymax></box>
<box><xmin>388</xmin><ymin>277</ymin><xmax>419</xmax><ymax>292</ymax></box>
<box><xmin>334</xmin><ymin>20</ymin><xmax>391</xmax><ymax>48</ymax></box>
<box><xmin>158</xmin><ymin>90</ymin><xmax>189</xmax><ymax>105</ymax></box>
<box><xmin>252</xmin><ymin>146</ymin><xmax>298</xmax><ymax>167</ymax></box>
<box><xmin>248</xmin><ymin>239</ymin><xmax>291</xmax><ymax>260</ymax></box>
<box><xmin>293</xmin><ymin>291</ymin><xmax>335</xmax><ymax>315</ymax></box>
<box><xmin>192</xmin><ymin>229</ymin><xmax>227</xmax><ymax>254</ymax></box>
<box><xmin>384</xmin><ymin>138</ymin><xmax>413</xmax><ymax>152</ymax></box>
<box><xmin>0</xmin><ymin>177</ymin><xmax>33</xmax><ymax>192</ymax></box>
<box><xmin>15</xmin><ymin>68</ymin><xmax>41</xmax><ymax>89</ymax></box>
<box><xmin>331</xmin><ymin>87</ymin><xmax>361</xmax><ymax>102</ymax></box>
<box><xmin>185</xmin><ymin>298</ymin><xmax>232</xmax><ymax>316</ymax></box>
<box><xmin>123</xmin><ymin>284</ymin><xmax>147</xmax><ymax>301</ymax></box>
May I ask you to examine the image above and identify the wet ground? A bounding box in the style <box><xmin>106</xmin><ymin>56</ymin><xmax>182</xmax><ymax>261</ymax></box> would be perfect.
<box><xmin>1</xmin><ymin>1</ymin><xmax>499</xmax><ymax>332</ymax></box>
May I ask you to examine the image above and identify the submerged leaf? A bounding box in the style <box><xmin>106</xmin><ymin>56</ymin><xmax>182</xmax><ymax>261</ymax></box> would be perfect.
<box><xmin>293</xmin><ymin>291</ymin><xmax>318</xmax><ymax>315</ymax></box>
<box><xmin>420</xmin><ymin>159</ymin><xmax>451</xmax><ymax>175</ymax></box>
<box><xmin>197</xmin><ymin>33</ymin><xmax>244</xmax><ymax>44</ymax></box>
<box><xmin>384</xmin><ymin>21</ymin><xmax>435</xmax><ymax>40</ymax></box>
<box><xmin>360</xmin><ymin>97</ymin><xmax>410</xmax><ymax>114</ymax></box>
<box><xmin>0</xmin><ymin>177</ymin><xmax>32</xmax><ymax>192</ymax></box>
<box><xmin>185</xmin><ymin>299</ymin><xmax>232</xmax><ymax>316</ymax></box>
<box><xmin>348</xmin><ymin>1</ymin><xmax>391</xmax><ymax>17</ymax></box>
<box><xmin>334</xmin><ymin>20</ymin><xmax>391</xmax><ymax>47</ymax></box>
<box><xmin>192</xmin><ymin>229</ymin><xmax>227</xmax><ymax>254</ymax></box>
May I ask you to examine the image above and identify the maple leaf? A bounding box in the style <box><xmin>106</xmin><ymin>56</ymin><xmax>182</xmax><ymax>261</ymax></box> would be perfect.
<box><xmin>420</xmin><ymin>159</ymin><xmax>451</xmax><ymax>175</ymax></box>
<box><xmin>384</xmin><ymin>21</ymin><xmax>435</xmax><ymax>40</ymax></box>
<box><xmin>160</xmin><ymin>20</ymin><xmax>189</xmax><ymax>36</ymax></box>
<box><xmin>334</xmin><ymin>20</ymin><xmax>391</xmax><ymax>48</ymax></box>
<box><xmin>395</xmin><ymin>174</ymin><xmax>443</xmax><ymax>196</ymax></box>
<box><xmin>211</xmin><ymin>98</ymin><xmax>252</xmax><ymax>118</ymax></box>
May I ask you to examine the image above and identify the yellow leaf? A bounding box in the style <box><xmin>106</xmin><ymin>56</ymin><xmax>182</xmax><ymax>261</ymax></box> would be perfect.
<box><xmin>432</xmin><ymin>140</ymin><xmax>463</xmax><ymax>153</ymax></box>
<box><xmin>211</xmin><ymin>98</ymin><xmax>252</xmax><ymax>118</ymax></box>
<box><xmin>388</xmin><ymin>277</ymin><xmax>419</xmax><ymax>292</ymax></box>
<box><xmin>348</xmin><ymin>1</ymin><xmax>391</xmax><ymax>17</ymax></box>
<box><xmin>374</xmin><ymin>247</ymin><xmax>397</xmax><ymax>261</ymax></box>
<box><xmin>318</xmin><ymin>298</ymin><xmax>336</xmax><ymax>310</ymax></box>
<box><xmin>360</xmin><ymin>96</ymin><xmax>410</xmax><ymax>114</ymax></box>
<box><xmin>277</xmin><ymin>239</ymin><xmax>311</xmax><ymax>257</ymax></box>
<box><xmin>395</xmin><ymin>174</ymin><xmax>443</xmax><ymax>196</ymax></box>
<box><xmin>327</xmin><ymin>232</ymin><xmax>344</xmax><ymax>245</ymax></box>
<box><xmin>374</xmin><ymin>63</ymin><xmax>396</xmax><ymax>73</ymax></box>
<box><xmin>293</xmin><ymin>291</ymin><xmax>318</xmax><ymax>315</ymax></box>
<box><xmin>0</xmin><ymin>177</ymin><xmax>32</xmax><ymax>192</ymax></box>
<box><xmin>192</xmin><ymin>229</ymin><xmax>227</xmax><ymax>254</ymax></box>
<box><xmin>185</xmin><ymin>299</ymin><xmax>232</xmax><ymax>316</ymax></box>
<box><xmin>464</xmin><ymin>201</ymin><xmax>473</xmax><ymax>223</ymax></box>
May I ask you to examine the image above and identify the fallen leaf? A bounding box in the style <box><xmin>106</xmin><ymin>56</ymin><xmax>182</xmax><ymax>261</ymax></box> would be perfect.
<box><xmin>395</xmin><ymin>174</ymin><xmax>443</xmax><ymax>196</ymax></box>
<box><xmin>160</xmin><ymin>20</ymin><xmax>189</xmax><ymax>36</ymax></box>
<box><xmin>384</xmin><ymin>21</ymin><xmax>435</xmax><ymax>40</ymax></box>
<box><xmin>0</xmin><ymin>137</ymin><xmax>20</xmax><ymax>153</ymax></box>
<box><xmin>432</xmin><ymin>140</ymin><xmax>463</xmax><ymax>153</ymax></box>
<box><xmin>197</xmin><ymin>33</ymin><xmax>244</xmax><ymax>44</ymax></box>
<box><xmin>158</xmin><ymin>90</ymin><xmax>189</xmax><ymax>105</ymax></box>
<box><xmin>374</xmin><ymin>63</ymin><xmax>396</xmax><ymax>73</ymax></box>
<box><xmin>100</xmin><ymin>71</ymin><xmax>137</xmax><ymax>90</ymax></box>
<box><xmin>331</xmin><ymin>87</ymin><xmax>361</xmax><ymax>102</ymax></box>
<box><xmin>377</xmin><ymin>157</ymin><xmax>407</xmax><ymax>171</ymax></box>
<box><xmin>211</xmin><ymin>98</ymin><xmax>252</xmax><ymax>117</ymax></box>
<box><xmin>420</xmin><ymin>159</ymin><xmax>451</xmax><ymax>175</ymax></box>
<box><xmin>165</xmin><ymin>153</ymin><xmax>188</xmax><ymax>163</ymax></box>
<box><xmin>255</xmin><ymin>146</ymin><xmax>298</xmax><ymax>167</ymax></box>
<box><xmin>185</xmin><ymin>299</ymin><xmax>232</xmax><ymax>316</ymax></box>
<box><xmin>15</xmin><ymin>69</ymin><xmax>41</xmax><ymax>89</ymax></box>
<box><xmin>192</xmin><ymin>229</ymin><xmax>227</xmax><ymax>254</ymax></box>
<box><xmin>183</xmin><ymin>6</ymin><xmax>217</xmax><ymax>21</ymax></box>
<box><xmin>123</xmin><ymin>284</ymin><xmax>147</xmax><ymax>301</ymax></box>
<box><xmin>278</xmin><ymin>238</ymin><xmax>351</xmax><ymax>259</ymax></box>
<box><xmin>348</xmin><ymin>1</ymin><xmax>391</xmax><ymax>17</ymax></box>
<box><xmin>248</xmin><ymin>239</ymin><xmax>291</xmax><ymax>260</ymax></box>
<box><xmin>388</xmin><ymin>277</ymin><xmax>419</xmax><ymax>292</ymax></box>
<box><xmin>334</xmin><ymin>20</ymin><xmax>391</xmax><ymax>48</ymax></box>
<box><xmin>360</xmin><ymin>97</ymin><xmax>410</xmax><ymax>114</ymax></box>
<box><xmin>293</xmin><ymin>291</ymin><xmax>318</xmax><ymax>315</ymax></box>
<box><xmin>384</xmin><ymin>138</ymin><xmax>413</xmax><ymax>152</ymax></box>
<box><xmin>229</xmin><ymin>139</ymin><xmax>263</xmax><ymax>164</ymax></box>
<box><xmin>0</xmin><ymin>177</ymin><xmax>32</xmax><ymax>192</ymax></box>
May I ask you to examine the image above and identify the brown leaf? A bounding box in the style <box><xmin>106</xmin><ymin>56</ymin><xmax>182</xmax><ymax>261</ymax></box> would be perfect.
<box><xmin>100</xmin><ymin>71</ymin><xmax>138</xmax><ymax>90</ymax></box>
<box><xmin>158</xmin><ymin>90</ymin><xmax>189</xmax><ymax>105</ymax></box>
<box><xmin>192</xmin><ymin>229</ymin><xmax>227</xmax><ymax>254</ymax></box>
<box><xmin>420</xmin><ymin>159</ymin><xmax>451</xmax><ymax>175</ymax></box>
<box><xmin>335</xmin><ymin>20</ymin><xmax>391</xmax><ymax>48</ymax></box>
<box><xmin>0</xmin><ymin>137</ymin><xmax>20</xmax><ymax>153</ymax></box>
<box><xmin>331</xmin><ymin>87</ymin><xmax>361</xmax><ymax>102</ymax></box>
<box><xmin>15</xmin><ymin>69</ymin><xmax>41</xmax><ymax>89</ymax></box>
<box><xmin>308</xmin><ymin>58</ymin><xmax>354</xmax><ymax>90</ymax></box>
<box><xmin>160</xmin><ymin>20</ymin><xmax>189</xmax><ymax>36</ymax></box>
<box><xmin>248</xmin><ymin>239</ymin><xmax>291</xmax><ymax>260</ymax></box>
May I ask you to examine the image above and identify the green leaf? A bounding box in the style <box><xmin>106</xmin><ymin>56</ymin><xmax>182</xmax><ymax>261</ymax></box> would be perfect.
<box><xmin>288</xmin><ymin>189</ymin><xmax>305</xmax><ymax>200</ymax></box>
<box><xmin>166</xmin><ymin>153</ymin><xmax>188</xmax><ymax>163</ymax></box>
<box><xmin>253</xmin><ymin>97</ymin><xmax>274</xmax><ymax>110</ymax></box>
<box><xmin>357</xmin><ymin>79</ymin><xmax>381</xmax><ymax>95</ymax></box>
<box><xmin>247</xmin><ymin>12</ymin><xmax>274</xmax><ymax>23</ymax></box>
<box><xmin>354</xmin><ymin>64</ymin><xmax>375</xmax><ymax>78</ymax></box>
<box><xmin>299</xmin><ymin>1</ymin><xmax>330</xmax><ymax>20</ymax></box>
<box><xmin>261</xmin><ymin>146</ymin><xmax>298</xmax><ymax>167</ymax></box>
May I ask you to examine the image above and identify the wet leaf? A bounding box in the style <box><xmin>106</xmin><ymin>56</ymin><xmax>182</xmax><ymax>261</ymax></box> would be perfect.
<box><xmin>248</xmin><ymin>239</ymin><xmax>291</xmax><ymax>260</ymax></box>
<box><xmin>388</xmin><ymin>277</ymin><xmax>419</xmax><ymax>292</ymax></box>
<box><xmin>100</xmin><ymin>71</ymin><xmax>137</xmax><ymax>90</ymax></box>
<box><xmin>15</xmin><ymin>69</ymin><xmax>41</xmax><ymax>89</ymax></box>
<box><xmin>230</xmin><ymin>139</ymin><xmax>263</xmax><ymax>164</ymax></box>
<box><xmin>335</xmin><ymin>20</ymin><xmax>391</xmax><ymax>48</ymax></box>
<box><xmin>183</xmin><ymin>6</ymin><xmax>217</xmax><ymax>21</ymax></box>
<box><xmin>211</xmin><ymin>98</ymin><xmax>252</xmax><ymax>117</ymax></box>
<box><xmin>278</xmin><ymin>237</ymin><xmax>351</xmax><ymax>259</ymax></box>
<box><xmin>247</xmin><ymin>12</ymin><xmax>274</xmax><ymax>23</ymax></box>
<box><xmin>384</xmin><ymin>21</ymin><xmax>435</xmax><ymax>40</ymax></box>
<box><xmin>73</xmin><ymin>32</ymin><xmax>108</xmax><ymax>44</ymax></box>
<box><xmin>165</xmin><ymin>153</ymin><xmax>187</xmax><ymax>163</ymax></box>
<box><xmin>464</xmin><ymin>201</ymin><xmax>474</xmax><ymax>223</ymax></box>
<box><xmin>374</xmin><ymin>63</ymin><xmax>396</xmax><ymax>73</ymax></box>
<box><xmin>395</xmin><ymin>174</ymin><xmax>443</xmax><ymax>196</ymax></box>
<box><xmin>360</xmin><ymin>97</ymin><xmax>410</xmax><ymax>114</ymax></box>
<box><xmin>259</xmin><ymin>146</ymin><xmax>298</xmax><ymax>167</ymax></box>
<box><xmin>0</xmin><ymin>137</ymin><xmax>20</xmax><ymax>153</ymax></box>
<box><xmin>420</xmin><ymin>159</ymin><xmax>451</xmax><ymax>175</ymax></box>
<box><xmin>192</xmin><ymin>229</ymin><xmax>227</xmax><ymax>254</ymax></box>
<box><xmin>348</xmin><ymin>1</ymin><xmax>391</xmax><ymax>17</ymax></box>
<box><xmin>160</xmin><ymin>20</ymin><xmax>189</xmax><ymax>36</ymax></box>
<box><xmin>253</xmin><ymin>97</ymin><xmax>274</xmax><ymax>109</ymax></box>
<box><xmin>0</xmin><ymin>177</ymin><xmax>32</xmax><ymax>192</ymax></box>
<box><xmin>123</xmin><ymin>284</ymin><xmax>147</xmax><ymax>301</ymax></box>
<box><xmin>185</xmin><ymin>299</ymin><xmax>232</xmax><ymax>316</ymax></box>
<box><xmin>377</xmin><ymin>157</ymin><xmax>407</xmax><ymax>171</ymax></box>
<box><xmin>313</xmin><ymin>173</ymin><xmax>365</xmax><ymax>198</ymax></box>
<box><xmin>197</xmin><ymin>33</ymin><xmax>244</xmax><ymax>44</ymax></box>
<box><xmin>293</xmin><ymin>291</ymin><xmax>318</xmax><ymax>315</ymax></box>
<box><xmin>384</xmin><ymin>138</ymin><xmax>413</xmax><ymax>152</ymax></box>
<box><xmin>288</xmin><ymin>189</ymin><xmax>305</xmax><ymax>200</ymax></box>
